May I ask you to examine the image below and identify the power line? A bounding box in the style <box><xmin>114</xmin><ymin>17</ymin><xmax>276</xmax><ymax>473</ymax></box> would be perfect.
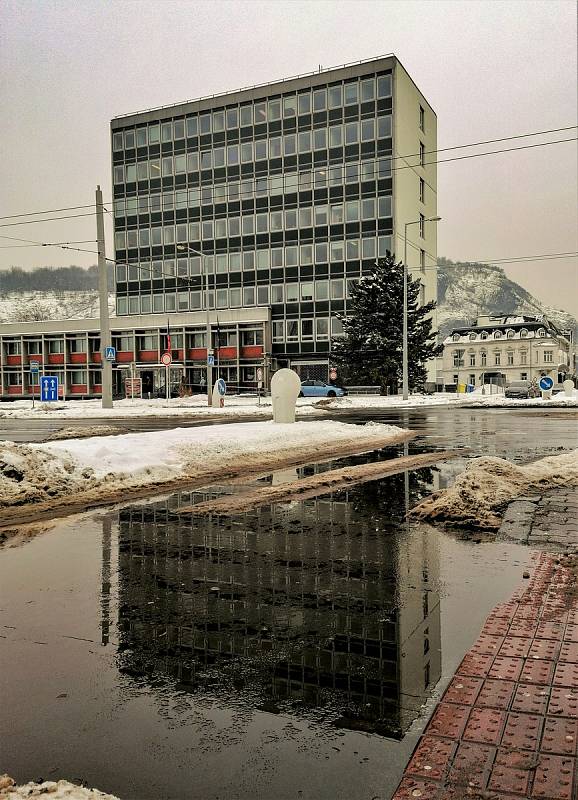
<box><xmin>0</xmin><ymin>211</ymin><xmax>98</xmax><ymax>229</ymax></box>
<box><xmin>1</xmin><ymin>125</ymin><xmax>576</xmax><ymax>227</ymax></box>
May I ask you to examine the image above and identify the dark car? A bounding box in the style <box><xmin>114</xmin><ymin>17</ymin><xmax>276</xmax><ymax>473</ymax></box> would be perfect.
<box><xmin>504</xmin><ymin>380</ymin><xmax>535</xmax><ymax>399</ymax></box>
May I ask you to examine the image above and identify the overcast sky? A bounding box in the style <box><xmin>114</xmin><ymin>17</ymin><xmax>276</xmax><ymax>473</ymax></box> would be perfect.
<box><xmin>1</xmin><ymin>0</ymin><xmax>576</xmax><ymax>313</ymax></box>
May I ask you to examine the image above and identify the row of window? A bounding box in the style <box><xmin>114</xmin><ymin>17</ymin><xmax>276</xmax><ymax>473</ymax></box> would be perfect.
<box><xmin>113</xmin><ymin>117</ymin><xmax>393</xmax><ymax>184</ymax></box>
<box><xmin>4</xmin><ymin>370</ymin><xmax>97</xmax><ymax>386</ymax></box>
<box><xmin>452</xmin><ymin>349</ymin><xmax>555</xmax><ymax>367</ymax></box>
<box><xmin>115</xmin><ymin>199</ymin><xmax>392</xmax><ymax>251</ymax></box>
<box><xmin>113</xmin><ymin>157</ymin><xmax>393</xmax><ymax>214</ymax></box>
<box><xmin>451</xmin><ymin>327</ymin><xmax>550</xmax><ymax>342</ymax></box>
<box><xmin>112</xmin><ymin>329</ymin><xmax>262</xmax><ymax>351</ymax></box>
<box><xmin>116</xmin><ymin>277</ymin><xmax>360</xmax><ymax>316</ymax></box>
<box><xmin>3</xmin><ymin>339</ymin><xmax>97</xmax><ymax>355</ymax></box>
<box><xmin>112</xmin><ymin>75</ymin><xmax>393</xmax><ymax>152</ymax></box>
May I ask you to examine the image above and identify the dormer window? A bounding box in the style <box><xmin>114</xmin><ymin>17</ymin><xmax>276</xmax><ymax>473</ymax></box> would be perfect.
<box><xmin>520</xmin><ymin>328</ymin><xmax>528</xmax><ymax>338</ymax></box>
<box><xmin>506</xmin><ymin>329</ymin><xmax>515</xmax><ymax>339</ymax></box>
<box><xmin>538</xmin><ymin>327</ymin><xmax>546</xmax><ymax>337</ymax></box>
<box><xmin>452</xmin><ymin>333</ymin><xmax>461</xmax><ymax>342</ymax></box>
<box><xmin>480</xmin><ymin>331</ymin><xmax>488</xmax><ymax>340</ymax></box>
<box><xmin>493</xmin><ymin>330</ymin><xmax>502</xmax><ymax>339</ymax></box>
<box><xmin>469</xmin><ymin>332</ymin><xmax>477</xmax><ymax>340</ymax></box>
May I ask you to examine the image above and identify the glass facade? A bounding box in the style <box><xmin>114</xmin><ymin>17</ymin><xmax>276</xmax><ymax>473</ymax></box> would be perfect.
<box><xmin>112</xmin><ymin>67</ymin><xmax>395</xmax><ymax>358</ymax></box>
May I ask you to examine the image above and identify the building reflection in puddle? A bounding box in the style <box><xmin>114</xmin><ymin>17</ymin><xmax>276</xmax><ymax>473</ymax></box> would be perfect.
<box><xmin>113</xmin><ymin>465</ymin><xmax>441</xmax><ymax>740</ymax></box>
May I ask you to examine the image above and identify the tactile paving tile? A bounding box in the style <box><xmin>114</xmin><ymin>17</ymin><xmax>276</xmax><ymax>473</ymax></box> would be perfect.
<box><xmin>391</xmin><ymin>776</ymin><xmax>441</xmax><ymax>799</ymax></box>
<box><xmin>559</xmin><ymin>640</ymin><xmax>578</xmax><ymax>663</ymax></box>
<box><xmin>541</xmin><ymin>717</ymin><xmax>578</xmax><ymax>756</ymax></box>
<box><xmin>448</xmin><ymin>741</ymin><xmax>495</xmax><ymax>788</ymax></box>
<box><xmin>511</xmin><ymin>684</ymin><xmax>550</xmax><ymax>715</ymax></box>
<box><xmin>563</xmin><ymin>623</ymin><xmax>578</xmax><ymax>643</ymax></box>
<box><xmin>501</xmin><ymin>712</ymin><xmax>543</xmax><ymax>750</ymax></box>
<box><xmin>492</xmin><ymin>602</ymin><xmax>520</xmax><ymax>618</ymax></box>
<box><xmin>520</xmin><ymin>658</ymin><xmax>555</xmax><ymax>685</ymax></box>
<box><xmin>405</xmin><ymin>735</ymin><xmax>456</xmax><ymax>780</ymax></box>
<box><xmin>470</xmin><ymin>633</ymin><xmax>504</xmax><ymax>656</ymax></box>
<box><xmin>457</xmin><ymin>652</ymin><xmax>495</xmax><ymax>679</ymax></box>
<box><xmin>553</xmin><ymin>662</ymin><xmax>578</xmax><ymax>687</ymax></box>
<box><xmin>488</xmin><ymin>750</ymin><xmax>530</xmax><ymax>796</ymax></box>
<box><xmin>443</xmin><ymin>675</ymin><xmax>483</xmax><ymax>706</ymax></box>
<box><xmin>476</xmin><ymin>678</ymin><xmax>516</xmax><ymax>710</ymax></box>
<box><xmin>463</xmin><ymin>707</ymin><xmax>506</xmax><ymax>745</ymax></box>
<box><xmin>536</xmin><ymin>621</ymin><xmax>565</xmax><ymax>640</ymax></box>
<box><xmin>488</xmin><ymin>655</ymin><xmax>524</xmax><ymax>682</ymax></box>
<box><xmin>428</xmin><ymin>703</ymin><xmax>470</xmax><ymax>739</ymax></box>
<box><xmin>548</xmin><ymin>687</ymin><xmax>578</xmax><ymax>719</ymax></box>
<box><xmin>498</xmin><ymin>636</ymin><xmax>532</xmax><ymax>658</ymax></box>
<box><xmin>508</xmin><ymin>618</ymin><xmax>538</xmax><ymax>639</ymax></box>
<box><xmin>528</xmin><ymin>637</ymin><xmax>561</xmax><ymax>661</ymax></box>
<box><xmin>482</xmin><ymin>616</ymin><xmax>511</xmax><ymax>637</ymax></box>
<box><xmin>531</xmin><ymin>754</ymin><xmax>575</xmax><ymax>799</ymax></box>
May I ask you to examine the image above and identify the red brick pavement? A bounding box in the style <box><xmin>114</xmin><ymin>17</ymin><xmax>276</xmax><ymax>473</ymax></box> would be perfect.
<box><xmin>392</xmin><ymin>552</ymin><xmax>578</xmax><ymax>800</ymax></box>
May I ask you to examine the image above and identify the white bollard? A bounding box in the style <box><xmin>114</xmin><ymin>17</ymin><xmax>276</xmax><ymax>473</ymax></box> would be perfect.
<box><xmin>270</xmin><ymin>369</ymin><xmax>301</xmax><ymax>423</ymax></box>
<box><xmin>563</xmin><ymin>379</ymin><xmax>574</xmax><ymax>398</ymax></box>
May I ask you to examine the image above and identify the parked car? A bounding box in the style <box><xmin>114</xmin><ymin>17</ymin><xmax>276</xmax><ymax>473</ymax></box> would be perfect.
<box><xmin>299</xmin><ymin>380</ymin><xmax>346</xmax><ymax>398</ymax></box>
<box><xmin>504</xmin><ymin>380</ymin><xmax>538</xmax><ymax>399</ymax></box>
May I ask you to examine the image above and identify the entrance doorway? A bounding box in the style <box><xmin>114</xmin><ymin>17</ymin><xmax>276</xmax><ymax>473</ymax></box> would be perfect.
<box><xmin>141</xmin><ymin>371</ymin><xmax>154</xmax><ymax>397</ymax></box>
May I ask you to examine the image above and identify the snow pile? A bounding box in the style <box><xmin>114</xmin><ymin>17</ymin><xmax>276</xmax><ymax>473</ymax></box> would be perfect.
<box><xmin>0</xmin><ymin>420</ymin><xmax>410</xmax><ymax>515</ymax></box>
<box><xmin>0</xmin><ymin>441</ymin><xmax>97</xmax><ymax>507</ymax></box>
<box><xmin>0</xmin><ymin>775</ymin><xmax>119</xmax><ymax>799</ymax></box>
<box><xmin>46</xmin><ymin>425</ymin><xmax>124</xmax><ymax>441</ymax></box>
<box><xmin>411</xmin><ymin>449</ymin><xmax>578</xmax><ymax>530</ymax></box>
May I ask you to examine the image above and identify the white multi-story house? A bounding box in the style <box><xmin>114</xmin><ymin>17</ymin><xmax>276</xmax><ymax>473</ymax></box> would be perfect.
<box><xmin>442</xmin><ymin>314</ymin><xmax>572</xmax><ymax>389</ymax></box>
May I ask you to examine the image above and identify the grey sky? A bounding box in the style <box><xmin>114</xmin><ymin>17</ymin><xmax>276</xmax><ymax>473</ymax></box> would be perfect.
<box><xmin>1</xmin><ymin>0</ymin><xmax>576</xmax><ymax>313</ymax></box>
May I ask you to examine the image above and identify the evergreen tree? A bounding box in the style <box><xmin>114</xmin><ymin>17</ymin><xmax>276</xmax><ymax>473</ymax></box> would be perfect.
<box><xmin>331</xmin><ymin>252</ymin><xmax>442</xmax><ymax>393</ymax></box>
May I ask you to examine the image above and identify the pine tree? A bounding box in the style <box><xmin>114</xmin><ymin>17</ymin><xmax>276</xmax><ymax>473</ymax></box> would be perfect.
<box><xmin>331</xmin><ymin>253</ymin><xmax>443</xmax><ymax>393</ymax></box>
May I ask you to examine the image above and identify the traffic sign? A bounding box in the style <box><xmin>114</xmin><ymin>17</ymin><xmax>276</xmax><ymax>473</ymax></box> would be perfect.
<box><xmin>256</xmin><ymin>367</ymin><xmax>263</xmax><ymax>382</ymax></box>
<box><xmin>329</xmin><ymin>367</ymin><xmax>337</xmax><ymax>381</ymax></box>
<box><xmin>539</xmin><ymin>376</ymin><xmax>554</xmax><ymax>391</ymax></box>
<box><xmin>160</xmin><ymin>352</ymin><xmax>172</xmax><ymax>366</ymax></box>
<box><xmin>29</xmin><ymin>360</ymin><xmax>40</xmax><ymax>374</ymax></box>
<box><xmin>104</xmin><ymin>346</ymin><xmax>116</xmax><ymax>361</ymax></box>
<box><xmin>208</xmin><ymin>353</ymin><xmax>215</xmax><ymax>366</ymax></box>
<box><xmin>216</xmin><ymin>378</ymin><xmax>226</xmax><ymax>396</ymax></box>
<box><xmin>40</xmin><ymin>375</ymin><xmax>59</xmax><ymax>402</ymax></box>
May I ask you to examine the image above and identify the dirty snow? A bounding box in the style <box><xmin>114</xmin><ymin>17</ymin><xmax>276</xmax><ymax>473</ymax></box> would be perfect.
<box><xmin>411</xmin><ymin>449</ymin><xmax>578</xmax><ymax>530</ymax></box>
<box><xmin>0</xmin><ymin>775</ymin><xmax>119</xmax><ymax>800</ymax></box>
<box><xmin>0</xmin><ymin>420</ymin><xmax>409</xmax><ymax>514</ymax></box>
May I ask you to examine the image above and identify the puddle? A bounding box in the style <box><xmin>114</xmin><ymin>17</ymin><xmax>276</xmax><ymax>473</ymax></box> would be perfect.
<box><xmin>0</xmin><ymin>458</ymin><xmax>531</xmax><ymax>800</ymax></box>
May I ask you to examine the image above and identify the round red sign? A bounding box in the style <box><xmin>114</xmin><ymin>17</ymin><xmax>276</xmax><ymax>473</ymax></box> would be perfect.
<box><xmin>161</xmin><ymin>352</ymin><xmax>172</xmax><ymax>366</ymax></box>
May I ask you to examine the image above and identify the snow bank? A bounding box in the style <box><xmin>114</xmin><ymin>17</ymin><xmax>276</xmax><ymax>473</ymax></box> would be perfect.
<box><xmin>0</xmin><ymin>420</ymin><xmax>411</xmax><ymax>517</ymax></box>
<box><xmin>411</xmin><ymin>449</ymin><xmax>578</xmax><ymax>530</ymax></box>
<box><xmin>0</xmin><ymin>775</ymin><xmax>119</xmax><ymax>799</ymax></box>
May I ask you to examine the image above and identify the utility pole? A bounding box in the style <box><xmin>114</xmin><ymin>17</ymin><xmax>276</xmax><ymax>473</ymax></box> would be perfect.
<box><xmin>96</xmin><ymin>185</ymin><xmax>113</xmax><ymax>409</ymax></box>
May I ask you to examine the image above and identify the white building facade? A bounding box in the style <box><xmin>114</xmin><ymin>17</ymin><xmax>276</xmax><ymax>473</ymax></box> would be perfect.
<box><xmin>442</xmin><ymin>314</ymin><xmax>572</xmax><ymax>389</ymax></box>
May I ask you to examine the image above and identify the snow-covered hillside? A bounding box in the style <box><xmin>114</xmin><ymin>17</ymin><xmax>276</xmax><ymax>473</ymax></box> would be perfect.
<box><xmin>0</xmin><ymin>291</ymin><xmax>115</xmax><ymax>324</ymax></box>
<box><xmin>437</xmin><ymin>258</ymin><xmax>577</xmax><ymax>340</ymax></box>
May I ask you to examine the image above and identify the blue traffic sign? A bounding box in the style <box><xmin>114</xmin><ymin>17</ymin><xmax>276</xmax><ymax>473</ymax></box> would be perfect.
<box><xmin>539</xmin><ymin>376</ymin><xmax>554</xmax><ymax>391</ymax></box>
<box><xmin>40</xmin><ymin>375</ymin><xmax>59</xmax><ymax>402</ymax></box>
<box><xmin>104</xmin><ymin>346</ymin><xmax>116</xmax><ymax>361</ymax></box>
<box><xmin>207</xmin><ymin>353</ymin><xmax>215</xmax><ymax>366</ymax></box>
<box><xmin>29</xmin><ymin>360</ymin><xmax>40</xmax><ymax>374</ymax></box>
<box><xmin>216</xmin><ymin>378</ymin><xmax>226</xmax><ymax>396</ymax></box>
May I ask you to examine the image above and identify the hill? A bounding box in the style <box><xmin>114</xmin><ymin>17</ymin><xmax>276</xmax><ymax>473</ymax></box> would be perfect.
<box><xmin>437</xmin><ymin>257</ymin><xmax>577</xmax><ymax>340</ymax></box>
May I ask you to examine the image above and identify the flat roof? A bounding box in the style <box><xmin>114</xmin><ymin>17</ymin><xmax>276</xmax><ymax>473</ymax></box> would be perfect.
<box><xmin>111</xmin><ymin>53</ymin><xmax>435</xmax><ymax>128</ymax></box>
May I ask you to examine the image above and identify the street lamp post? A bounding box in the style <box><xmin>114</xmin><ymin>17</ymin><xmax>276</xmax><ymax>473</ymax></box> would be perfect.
<box><xmin>403</xmin><ymin>216</ymin><xmax>441</xmax><ymax>400</ymax></box>
<box><xmin>176</xmin><ymin>244</ymin><xmax>213</xmax><ymax>407</ymax></box>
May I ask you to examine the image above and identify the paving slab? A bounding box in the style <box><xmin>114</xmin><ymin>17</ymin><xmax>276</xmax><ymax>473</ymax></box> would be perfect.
<box><xmin>392</xmin><ymin>550</ymin><xmax>578</xmax><ymax>799</ymax></box>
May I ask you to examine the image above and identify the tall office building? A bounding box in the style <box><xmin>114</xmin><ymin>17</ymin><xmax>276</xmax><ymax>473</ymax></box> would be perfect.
<box><xmin>111</xmin><ymin>55</ymin><xmax>437</xmax><ymax>385</ymax></box>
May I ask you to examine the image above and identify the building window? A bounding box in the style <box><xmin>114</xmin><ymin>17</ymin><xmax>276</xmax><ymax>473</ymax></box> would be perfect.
<box><xmin>481</xmin><ymin>351</ymin><xmax>487</xmax><ymax>366</ymax></box>
<box><xmin>452</xmin><ymin>350</ymin><xmax>465</xmax><ymax>367</ymax></box>
<box><xmin>469</xmin><ymin>374</ymin><xmax>476</xmax><ymax>386</ymax></box>
<box><xmin>419</xmin><ymin>177</ymin><xmax>425</xmax><ymax>203</ymax></box>
<box><xmin>419</xmin><ymin>105</ymin><xmax>425</xmax><ymax>132</ymax></box>
<box><xmin>453</xmin><ymin>374</ymin><xmax>458</xmax><ymax>384</ymax></box>
<box><xmin>506</xmin><ymin>329</ymin><xmax>515</xmax><ymax>339</ymax></box>
<box><xmin>469</xmin><ymin>353</ymin><xmax>476</xmax><ymax>367</ymax></box>
<box><xmin>494</xmin><ymin>330</ymin><xmax>502</xmax><ymax>339</ymax></box>
<box><xmin>521</xmin><ymin>372</ymin><xmax>528</xmax><ymax>380</ymax></box>
<box><xmin>6</xmin><ymin>341</ymin><xmax>21</xmax><ymax>355</ymax></box>
<box><xmin>507</xmin><ymin>351</ymin><xmax>514</xmax><ymax>365</ymax></box>
<box><xmin>480</xmin><ymin>331</ymin><xmax>488</xmax><ymax>340</ymax></box>
<box><xmin>452</xmin><ymin>333</ymin><xmax>461</xmax><ymax>342</ymax></box>
<box><xmin>419</xmin><ymin>141</ymin><xmax>425</xmax><ymax>166</ymax></box>
<box><xmin>7</xmin><ymin>372</ymin><xmax>22</xmax><ymax>385</ymax></box>
<box><xmin>543</xmin><ymin>350</ymin><xmax>553</xmax><ymax>363</ymax></box>
<box><xmin>520</xmin><ymin>328</ymin><xmax>528</xmax><ymax>338</ymax></box>
<box><xmin>419</xmin><ymin>213</ymin><xmax>425</xmax><ymax>238</ymax></box>
<box><xmin>520</xmin><ymin>351</ymin><xmax>527</xmax><ymax>364</ymax></box>
<box><xmin>272</xmin><ymin>321</ymin><xmax>284</xmax><ymax>342</ymax></box>
<box><xmin>538</xmin><ymin>328</ymin><xmax>547</xmax><ymax>337</ymax></box>
<box><xmin>494</xmin><ymin>352</ymin><xmax>501</xmax><ymax>366</ymax></box>
<box><xmin>69</xmin><ymin>337</ymin><xmax>87</xmax><ymax>353</ymax></box>
<box><xmin>70</xmin><ymin>370</ymin><xmax>87</xmax><ymax>385</ymax></box>
<box><xmin>469</xmin><ymin>332</ymin><xmax>477</xmax><ymax>341</ymax></box>
<box><xmin>420</xmin><ymin>249</ymin><xmax>426</xmax><ymax>271</ymax></box>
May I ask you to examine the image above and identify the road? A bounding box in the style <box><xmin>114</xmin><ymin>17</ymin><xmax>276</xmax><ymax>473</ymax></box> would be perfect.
<box><xmin>1</xmin><ymin>407</ymin><xmax>576</xmax><ymax>463</ymax></box>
